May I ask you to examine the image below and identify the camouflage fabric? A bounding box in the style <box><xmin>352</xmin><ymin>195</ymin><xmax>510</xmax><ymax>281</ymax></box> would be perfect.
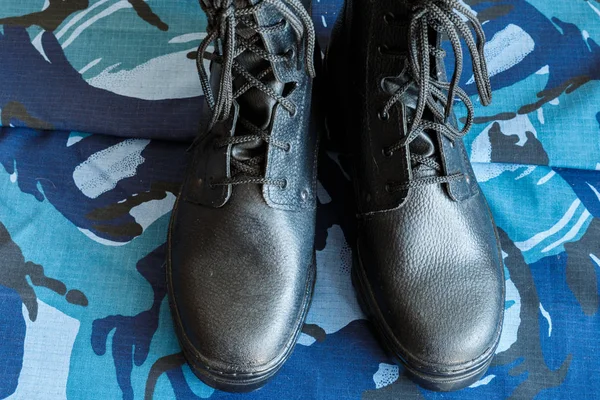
<box><xmin>0</xmin><ymin>0</ymin><xmax>599</xmax><ymax>399</ymax></box>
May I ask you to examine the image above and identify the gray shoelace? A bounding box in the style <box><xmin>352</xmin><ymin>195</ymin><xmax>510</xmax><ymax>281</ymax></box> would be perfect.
<box><xmin>380</xmin><ymin>0</ymin><xmax>491</xmax><ymax>193</ymax></box>
<box><xmin>195</xmin><ymin>0</ymin><xmax>316</xmax><ymax>188</ymax></box>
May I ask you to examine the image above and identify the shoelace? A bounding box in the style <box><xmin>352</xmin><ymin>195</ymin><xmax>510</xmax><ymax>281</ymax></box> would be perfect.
<box><xmin>195</xmin><ymin>0</ymin><xmax>316</xmax><ymax>188</ymax></box>
<box><xmin>378</xmin><ymin>0</ymin><xmax>491</xmax><ymax>193</ymax></box>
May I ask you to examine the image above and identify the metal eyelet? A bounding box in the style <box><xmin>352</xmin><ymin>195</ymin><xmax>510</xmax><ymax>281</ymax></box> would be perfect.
<box><xmin>378</xmin><ymin>45</ymin><xmax>388</xmax><ymax>55</ymax></box>
<box><xmin>285</xmin><ymin>143</ymin><xmax>292</xmax><ymax>152</ymax></box>
<box><xmin>378</xmin><ymin>111</ymin><xmax>390</xmax><ymax>121</ymax></box>
<box><xmin>286</xmin><ymin>47</ymin><xmax>295</xmax><ymax>60</ymax></box>
<box><xmin>383</xmin><ymin>12</ymin><xmax>396</xmax><ymax>24</ymax></box>
<box><xmin>384</xmin><ymin>183</ymin><xmax>392</xmax><ymax>193</ymax></box>
<box><xmin>382</xmin><ymin>148</ymin><xmax>393</xmax><ymax>158</ymax></box>
<box><xmin>300</xmin><ymin>189</ymin><xmax>309</xmax><ymax>201</ymax></box>
<box><xmin>280</xmin><ymin>179</ymin><xmax>288</xmax><ymax>189</ymax></box>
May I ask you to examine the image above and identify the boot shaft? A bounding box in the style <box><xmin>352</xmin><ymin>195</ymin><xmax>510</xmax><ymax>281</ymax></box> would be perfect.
<box><xmin>327</xmin><ymin>0</ymin><xmax>490</xmax><ymax>214</ymax></box>
<box><xmin>191</xmin><ymin>0</ymin><xmax>320</xmax><ymax>211</ymax></box>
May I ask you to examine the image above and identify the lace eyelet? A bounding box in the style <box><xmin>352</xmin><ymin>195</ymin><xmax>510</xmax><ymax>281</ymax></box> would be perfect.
<box><xmin>286</xmin><ymin>47</ymin><xmax>295</xmax><ymax>60</ymax></box>
<box><xmin>289</xmin><ymin>107</ymin><xmax>297</xmax><ymax>118</ymax></box>
<box><xmin>384</xmin><ymin>183</ymin><xmax>392</xmax><ymax>193</ymax></box>
<box><xmin>285</xmin><ymin>143</ymin><xmax>292</xmax><ymax>152</ymax></box>
<box><xmin>383</xmin><ymin>12</ymin><xmax>396</xmax><ymax>24</ymax></box>
<box><xmin>382</xmin><ymin>148</ymin><xmax>393</xmax><ymax>158</ymax></box>
<box><xmin>378</xmin><ymin>45</ymin><xmax>387</xmax><ymax>55</ymax></box>
<box><xmin>280</xmin><ymin>179</ymin><xmax>288</xmax><ymax>189</ymax></box>
<box><xmin>378</xmin><ymin>111</ymin><xmax>390</xmax><ymax>121</ymax></box>
<box><xmin>300</xmin><ymin>189</ymin><xmax>309</xmax><ymax>201</ymax></box>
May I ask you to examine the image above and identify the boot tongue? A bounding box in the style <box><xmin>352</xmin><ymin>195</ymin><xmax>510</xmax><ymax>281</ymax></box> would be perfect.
<box><xmin>381</xmin><ymin>22</ymin><xmax>439</xmax><ymax>172</ymax></box>
<box><xmin>231</xmin><ymin>39</ymin><xmax>284</xmax><ymax>162</ymax></box>
<box><xmin>208</xmin><ymin>5</ymin><xmax>284</xmax><ymax>163</ymax></box>
<box><xmin>409</xmin><ymin>130</ymin><xmax>436</xmax><ymax>159</ymax></box>
<box><xmin>382</xmin><ymin>74</ymin><xmax>437</xmax><ymax>163</ymax></box>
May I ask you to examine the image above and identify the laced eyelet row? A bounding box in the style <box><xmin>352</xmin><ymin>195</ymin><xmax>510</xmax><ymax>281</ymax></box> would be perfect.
<box><xmin>379</xmin><ymin>12</ymin><xmax>404</xmax><ymax>57</ymax></box>
<box><xmin>372</xmin><ymin>0</ymin><xmax>491</xmax><ymax>193</ymax></box>
<box><xmin>190</xmin><ymin>0</ymin><xmax>318</xmax><ymax>192</ymax></box>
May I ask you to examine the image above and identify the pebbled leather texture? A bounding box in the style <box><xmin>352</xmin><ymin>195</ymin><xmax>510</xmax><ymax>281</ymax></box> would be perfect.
<box><xmin>356</xmin><ymin>183</ymin><xmax>504</xmax><ymax>369</ymax></box>
<box><xmin>190</xmin><ymin>0</ymin><xmax>318</xmax><ymax>212</ymax></box>
<box><xmin>169</xmin><ymin>183</ymin><xmax>316</xmax><ymax>374</ymax></box>
<box><xmin>167</xmin><ymin>0</ymin><xmax>319</xmax><ymax>390</ymax></box>
<box><xmin>257</xmin><ymin>0</ymin><xmax>320</xmax><ymax>211</ymax></box>
<box><xmin>326</xmin><ymin>0</ymin><xmax>505</xmax><ymax>389</ymax></box>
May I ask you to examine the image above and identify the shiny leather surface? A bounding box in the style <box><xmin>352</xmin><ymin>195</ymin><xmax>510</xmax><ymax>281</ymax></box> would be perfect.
<box><xmin>169</xmin><ymin>183</ymin><xmax>315</xmax><ymax>374</ymax></box>
<box><xmin>357</xmin><ymin>183</ymin><xmax>504</xmax><ymax>369</ymax></box>
<box><xmin>167</xmin><ymin>0</ymin><xmax>318</xmax><ymax>383</ymax></box>
<box><xmin>327</xmin><ymin>0</ymin><xmax>505</xmax><ymax>379</ymax></box>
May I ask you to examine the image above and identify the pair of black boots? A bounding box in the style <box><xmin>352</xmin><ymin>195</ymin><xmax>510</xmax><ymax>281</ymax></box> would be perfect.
<box><xmin>167</xmin><ymin>0</ymin><xmax>505</xmax><ymax>393</ymax></box>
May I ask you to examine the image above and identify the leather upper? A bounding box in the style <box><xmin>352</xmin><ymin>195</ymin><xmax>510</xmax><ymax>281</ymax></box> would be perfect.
<box><xmin>190</xmin><ymin>0</ymin><xmax>318</xmax><ymax>212</ymax></box>
<box><xmin>328</xmin><ymin>0</ymin><xmax>478</xmax><ymax>215</ymax></box>
<box><xmin>357</xmin><ymin>184</ymin><xmax>504</xmax><ymax>369</ymax></box>
<box><xmin>169</xmin><ymin>183</ymin><xmax>315</xmax><ymax>373</ymax></box>
<box><xmin>168</xmin><ymin>0</ymin><xmax>318</xmax><ymax>376</ymax></box>
<box><xmin>327</xmin><ymin>0</ymin><xmax>505</xmax><ymax>372</ymax></box>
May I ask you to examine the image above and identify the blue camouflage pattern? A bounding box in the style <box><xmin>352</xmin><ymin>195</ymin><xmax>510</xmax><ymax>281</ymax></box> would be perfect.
<box><xmin>0</xmin><ymin>0</ymin><xmax>599</xmax><ymax>398</ymax></box>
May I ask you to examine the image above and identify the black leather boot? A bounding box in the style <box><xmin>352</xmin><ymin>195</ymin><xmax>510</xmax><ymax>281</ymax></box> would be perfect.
<box><xmin>326</xmin><ymin>0</ymin><xmax>504</xmax><ymax>391</ymax></box>
<box><xmin>167</xmin><ymin>0</ymin><xmax>319</xmax><ymax>392</ymax></box>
